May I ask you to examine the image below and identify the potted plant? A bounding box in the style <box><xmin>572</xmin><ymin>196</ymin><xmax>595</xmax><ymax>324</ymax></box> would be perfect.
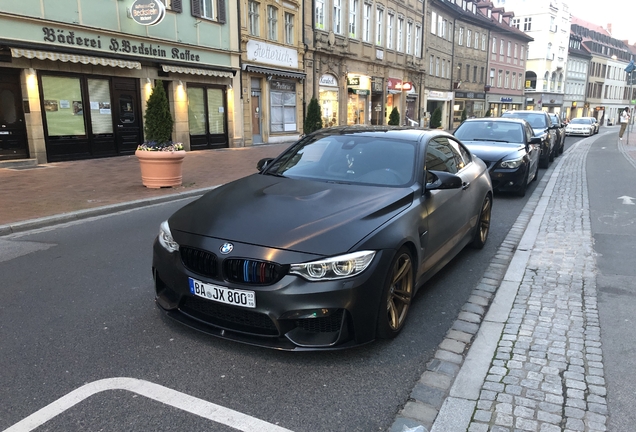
<box><xmin>135</xmin><ymin>80</ymin><xmax>185</xmax><ymax>188</ymax></box>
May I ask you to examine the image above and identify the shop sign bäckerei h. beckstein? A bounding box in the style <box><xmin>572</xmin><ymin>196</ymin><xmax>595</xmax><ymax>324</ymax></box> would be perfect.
<box><xmin>246</xmin><ymin>40</ymin><xmax>298</xmax><ymax>69</ymax></box>
<box><xmin>130</xmin><ymin>0</ymin><xmax>166</xmax><ymax>26</ymax></box>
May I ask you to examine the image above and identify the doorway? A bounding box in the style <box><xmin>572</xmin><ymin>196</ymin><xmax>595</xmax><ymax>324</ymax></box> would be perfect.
<box><xmin>251</xmin><ymin>90</ymin><xmax>263</xmax><ymax>144</ymax></box>
<box><xmin>0</xmin><ymin>69</ymin><xmax>29</xmax><ymax>160</ymax></box>
<box><xmin>112</xmin><ymin>78</ymin><xmax>142</xmax><ymax>155</ymax></box>
<box><xmin>187</xmin><ymin>85</ymin><xmax>228</xmax><ymax>150</ymax></box>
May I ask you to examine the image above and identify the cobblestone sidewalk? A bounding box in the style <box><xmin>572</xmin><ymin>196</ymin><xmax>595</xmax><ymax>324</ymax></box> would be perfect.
<box><xmin>465</xmin><ymin>136</ymin><xmax>606</xmax><ymax>431</ymax></box>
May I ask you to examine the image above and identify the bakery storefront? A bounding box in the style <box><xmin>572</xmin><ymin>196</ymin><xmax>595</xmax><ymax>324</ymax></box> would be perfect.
<box><xmin>0</xmin><ymin>14</ymin><xmax>237</xmax><ymax>163</ymax></box>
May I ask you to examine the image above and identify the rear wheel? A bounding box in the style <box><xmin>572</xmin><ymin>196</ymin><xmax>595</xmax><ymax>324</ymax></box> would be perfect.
<box><xmin>471</xmin><ymin>194</ymin><xmax>492</xmax><ymax>249</ymax></box>
<box><xmin>376</xmin><ymin>247</ymin><xmax>414</xmax><ymax>339</ymax></box>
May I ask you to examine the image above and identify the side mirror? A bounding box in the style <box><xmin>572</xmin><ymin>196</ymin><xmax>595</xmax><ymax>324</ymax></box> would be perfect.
<box><xmin>529</xmin><ymin>137</ymin><xmax>542</xmax><ymax>145</ymax></box>
<box><xmin>257</xmin><ymin>158</ymin><xmax>274</xmax><ymax>172</ymax></box>
<box><xmin>425</xmin><ymin>170</ymin><xmax>463</xmax><ymax>191</ymax></box>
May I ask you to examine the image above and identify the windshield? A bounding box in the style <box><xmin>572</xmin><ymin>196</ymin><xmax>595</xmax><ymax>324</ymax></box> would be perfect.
<box><xmin>264</xmin><ymin>133</ymin><xmax>416</xmax><ymax>186</ymax></box>
<box><xmin>570</xmin><ymin>118</ymin><xmax>589</xmax><ymax>124</ymax></box>
<box><xmin>503</xmin><ymin>112</ymin><xmax>547</xmax><ymax>128</ymax></box>
<box><xmin>454</xmin><ymin>121</ymin><xmax>523</xmax><ymax>143</ymax></box>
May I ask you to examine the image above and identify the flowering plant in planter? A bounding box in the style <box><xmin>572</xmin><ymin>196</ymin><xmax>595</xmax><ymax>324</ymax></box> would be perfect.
<box><xmin>137</xmin><ymin>141</ymin><xmax>184</xmax><ymax>152</ymax></box>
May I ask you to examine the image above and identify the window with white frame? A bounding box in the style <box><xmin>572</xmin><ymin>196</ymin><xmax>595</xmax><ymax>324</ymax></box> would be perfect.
<box><xmin>441</xmin><ymin>57</ymin><xmax>445</xmax><ymax>77</ymax></box>
<box><xmin>376</xmin><ymin>7</ymin><xmax>383</xmax><ymax>45</ymax></box>
<box><xmin>430</xmin><ymin>55</ymin><xmax>435</xmax><ymax>75</ymax></box>
<box><xmin>200</xmin><ymin>0</ymin><xmax>215</xmax><ymax>19</ymax></box>
<box><xmin>520</xmin><ymin>46</ymin><xmax>524</xmax><ymax>64</ymax></box>
<box><xmin>500</xmin><ymin>39</ymin><xmax>504</xmax><ymax>55</ymax></box>
<box><xmin>315</xmin><ymin>0</ymin><xmax>324</xmax><ymax>29</ymax></box>
<box><xmin>458</xmin><ymin>26</ymin><xmax>464</xmax><ymax>45</ymax></box>
<box><xmin>481</xmin><ymin>34</ymin><xmax>486</xmax><ymax>50</ymax></box>
<box><xmin>363</xmin><ymin>3</ymin><xmax>371</xmax><ymax>42</ymax></box>
<box><xmin>267</xmin><ymin>5</ymin><xmax>278</xmax><ymax>40</ymax></box>
<box><xmin>270</xmin><ymin>82</ymin><xmax>296</xmax><ymax>132</ymax></box>
<box><xmin>431</xmin><ymin>11</ymin><xmax>437</xmax><ymax>35</ymax></box>
<box><xmin>443</xmin><ymin>19</ymin><xmax>448</xmax><ymax>39</ymax></box>
<box><xmin>436</xmin><ymin>57</ymin><xmax>440</xmax><ymax>76</ymax></box>
<box><xmin>284</xmin><ymin>12</ymin><xmax>294</xmax><ymax>44</ymax></box>
<box><xmin>474</xmin><ymin>32</ymin><xmax>479</xmax><ymax>49</ymax></box>
<box><xmin>333</xmin><ymin>0</ymin><xmax>342</xmax><ymax>34</ymax></box>
<box><xmin>349</xmin><ymin>0</ymin><xmax>358</xmax><ymax>38</ymax></box>
<box><xmin>438</xmin><ymin>15</ymin><xmax>443</xmax><ymax>37</ymax></box>
<box><xmin>507</xmin><ymin>41</ymin><xmax>511</xmax><ymax>57</ymax></box>
<box><xmin>512</xmin><ymin>18</ymin><xmax>520</xmax><ymax>29</ymax></box>
<box><xmin>489</xmin><ymin>68</ymin><xmax>495</xmax><ymax>86</ymax></box>
<box><xmin>387</xmin><ymin>12</ymin><xmax>394</xmax><ymax>48</ymax></box>
<box><xmin>514</xmin><ymin>43</ymin><xmax>518</xmax><ymax>61</ymax></box>
<box><xmin>415</xmin><ymin>24</ymin><xmax>422</xmax><ymax>57</ymax></box>
<box><xmin>406</xmin><ymin>21</ymin><xmax>412</xmax><ymax>54</ymax></box>
<box><xmin>497</xmin><ymin>70</ymin><xmax>502</xmax><ymax>87</ymax></box>
<box><xmin>467</xmin><ymin>29</ymin><xmax>472</xmax><ymax>48</ymax></box>
<box><xmin>523</xmin><ymin>17</ymin><xmax>531</xmax><ymax>31</ymax></box>
<box><xmin>518</xmin><ymin>75</ymin><xmax>523</xmax><ymax>90</ymax></box>
<box><xmin>504</xmin><ymin>71</ymin><xmax>510</xmax><ymax>88</ymax></box>
<box><xmin>248</xmin><ymin>0</ymin><xmax>260</xmax><ymax>36</ymax></box>
<box><xmin>492</xmin><ymin>37</ymin><xmax>496</xmax><ymax>54</ymax></box>
<box><xmin>397</xmin><ymin>17</ymin><xmax>404</xmax><ymax>51</ymax></box>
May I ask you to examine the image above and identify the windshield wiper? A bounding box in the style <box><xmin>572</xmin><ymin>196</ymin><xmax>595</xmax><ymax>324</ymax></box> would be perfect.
<box><xmin>471</xmin><ymin>138</ymin><xmax>510</xmax><ymax>143</ymax></box>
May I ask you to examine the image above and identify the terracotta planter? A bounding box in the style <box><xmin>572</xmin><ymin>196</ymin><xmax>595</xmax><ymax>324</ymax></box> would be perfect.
<box><xmin>135</xmin><ymin>150</ymin><xmax>186</xmax><ymax>188</ymax></box>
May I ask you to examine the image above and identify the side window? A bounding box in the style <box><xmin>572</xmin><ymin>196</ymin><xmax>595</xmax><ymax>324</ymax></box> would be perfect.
<box><xmin>425</xmin><ymin>137</ymin><xmax>466</xmax><ymax>183</ymax></box>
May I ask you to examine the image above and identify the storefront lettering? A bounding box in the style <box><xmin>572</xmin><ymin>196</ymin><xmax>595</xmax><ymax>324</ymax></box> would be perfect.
<box><xmin>43</xmin><ymin>27</ymin><xmax>102</xmax><ymax>49</ymax></box>
<box><xmin>251</xmin><ymin>43</ymin><xmax>293</xmax><ymax>65</ymax></box>
<box><xmin>42</xmin><ymin>26</ymin><xmax>202</xmax><ymax>64</ymax></box>
<box><xmin>271</xmin><ymin>80</ymin><xmax>295</xmax><ymax>91</ymax></box>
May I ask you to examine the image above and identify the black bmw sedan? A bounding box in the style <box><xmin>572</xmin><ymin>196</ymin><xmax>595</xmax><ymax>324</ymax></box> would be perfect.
<box><xmin>153</xmin><ymin>126</ymin><xmax>493</xmax><ymax>350</ymax></box>
<box><xmin>453</xmin><ymin>118</ymin><xmax>541</xmax><ymax>197</ymax></box>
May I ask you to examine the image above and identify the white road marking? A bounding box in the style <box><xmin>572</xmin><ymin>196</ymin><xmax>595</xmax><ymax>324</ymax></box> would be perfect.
<box><xmin>5</xmin><ymin>377</ymin><xmax>293</xmax><ymax>432</ymax></box>
<box><xmin>618</xmin><ymin>195</ymin><xmax>635</xmax><ymax>205</ymax></box>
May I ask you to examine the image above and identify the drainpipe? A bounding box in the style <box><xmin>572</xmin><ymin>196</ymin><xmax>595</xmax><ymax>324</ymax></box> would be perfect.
<box><xmin>449</xmin><ymin>16</ymin><xmax>457</xmax><ymax>130</ymax></box>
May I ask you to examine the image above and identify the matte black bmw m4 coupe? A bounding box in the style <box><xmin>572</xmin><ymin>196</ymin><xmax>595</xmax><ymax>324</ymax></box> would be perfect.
<box><xmin>153</xmin><ymin>126</ymin><xmax>493</xmax><ymax>350</ymax></box>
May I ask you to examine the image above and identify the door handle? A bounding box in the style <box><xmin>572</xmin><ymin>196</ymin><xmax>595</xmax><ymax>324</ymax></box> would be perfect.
<box><xmin>462</xmin><ymin>182</ymin><xmax>470</xmax><ymax>190</ymax></box>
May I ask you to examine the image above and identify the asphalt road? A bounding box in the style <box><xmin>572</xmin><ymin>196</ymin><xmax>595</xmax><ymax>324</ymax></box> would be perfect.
<box><xmin>0</xmin><ymin>141</ymin><xmax>581</xmax><ymax>431</ymax></box>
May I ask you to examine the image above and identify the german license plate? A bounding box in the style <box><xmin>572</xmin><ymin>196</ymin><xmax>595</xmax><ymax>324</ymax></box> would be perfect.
<box><xmin>188</xmin><ymin>278</ymin><xmax>256</xmax><ymax>308</ymax></box>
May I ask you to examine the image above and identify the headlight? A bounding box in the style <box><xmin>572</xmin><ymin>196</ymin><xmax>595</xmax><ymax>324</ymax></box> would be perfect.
<box><xmin>158</xmin><ymin>220</ymin><xmax>179</xmax><ymax>253</ymax></box>
<box><xmin>499</xmin><ymin>157</ymin><xmax>524</xmax><ymax>169</ymax></box>
<box><xmin>289</xmin><ymin>251</ymin><xmax>376</xmax><ymax>281</ymax></box>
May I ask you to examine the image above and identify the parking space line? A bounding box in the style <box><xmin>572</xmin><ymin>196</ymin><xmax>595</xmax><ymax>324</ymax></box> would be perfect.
<box><xmin>5</xmin><ymin>377</ymin><xmax>293</xmax><ymax>432</ymax></box>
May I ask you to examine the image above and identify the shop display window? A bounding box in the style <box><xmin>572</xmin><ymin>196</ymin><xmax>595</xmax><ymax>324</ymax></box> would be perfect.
<box><xmin>41</xmin><ymin>76</ymin><xmax>86</xmax><ymax>136</ymax></box>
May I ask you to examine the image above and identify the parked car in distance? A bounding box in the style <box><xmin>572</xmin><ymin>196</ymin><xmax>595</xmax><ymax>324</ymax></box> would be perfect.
<box><xmin>581</xmin><ymin>116</ymin><xmax>600</xmax><ymax>134</ymax></box>
<box><xmin>548</xmin><ymin>113</ymin><xmax>566</xmax><ymax>155</ymax></box>
<box><xmin>453</xmin><ymin>118</ymin><xmax>541</xmax><ymax>197</ymax></box>
<box><xmin>565</xmin><ymin>118</ymin><xmax>595</xmax><ymax>136</ymax></box>
<box><xmin>501</xmin><ymin>110</ymin><xmax>558</xmax><ymax>168</ymax></box>
<box><xmin>152</xmin><ymin>126</ymin><xmax>494</xmax><ymax>350</ymax></box>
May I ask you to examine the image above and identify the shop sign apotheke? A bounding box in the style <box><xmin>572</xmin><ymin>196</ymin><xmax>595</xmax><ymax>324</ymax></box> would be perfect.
<box><xmin>130</xmin><ymin>0</ymin><xmax>166</xmax><ymax>26</ymax></box>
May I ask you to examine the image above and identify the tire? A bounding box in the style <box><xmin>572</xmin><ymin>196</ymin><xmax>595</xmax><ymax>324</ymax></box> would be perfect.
<box><xmin>515</xmin><ymin>168</ymin><xmax>529</xmax><ymax>197</ymax></box>
<box><xmin>470</xmin><ymin>194</ymin><xmax>492</xmax><ymax>249</ymax></box>
<box><xmin>376</xmin><ymin>247</ymin><xmax>414</xmax><ymax>339</ymax></box>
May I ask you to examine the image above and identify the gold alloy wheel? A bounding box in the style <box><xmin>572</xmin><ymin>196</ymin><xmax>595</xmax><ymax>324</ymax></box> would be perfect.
<box><xmin>386</xmin><ymin>252</ymin><xmax>413</xmax><ymax>331</ymax></box>
<box><xmin>478</xmin><ymin>195</ymin><xmax>492</xmax><ymax>245</ymax></box>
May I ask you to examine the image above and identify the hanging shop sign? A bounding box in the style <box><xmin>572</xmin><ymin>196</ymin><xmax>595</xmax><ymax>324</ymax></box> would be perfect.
<box><xmin>130</xmin><ymin>0</ymin><xmax>166</xmax><ymax>26</ymax></box>
<box><xmin>246</xmin><ymin>40</ymin><xmax>298</xmax><ymax>69</ymax></box>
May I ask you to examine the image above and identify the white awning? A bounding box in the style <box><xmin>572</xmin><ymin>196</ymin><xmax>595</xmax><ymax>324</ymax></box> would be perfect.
<box><xmin>161</xmin><ymin>64</ymin><xmax>234</xmax><ymax>78</ymax></box>
<box><xmin>11</xmin><ymin>48</ymin><xmax>141</xmax><ymax>69</ymax></box>
<box><xmin>242</xmin><ymin>64</ymin><xmax>306</xmax><ymax>80</ymax></box>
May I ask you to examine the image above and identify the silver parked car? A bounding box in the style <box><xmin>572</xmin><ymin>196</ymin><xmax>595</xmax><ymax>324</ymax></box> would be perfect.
<box><xmin>565</xmin><ymin>118</ymin><xmax>595</xmax><ymax>136</ymax></box>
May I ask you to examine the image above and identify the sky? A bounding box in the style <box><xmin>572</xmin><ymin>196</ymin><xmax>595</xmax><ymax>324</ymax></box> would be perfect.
<box><xmin>566</xmin><ymin>0</ymin><xmax>634</xmax><ymax>44</ymax></box>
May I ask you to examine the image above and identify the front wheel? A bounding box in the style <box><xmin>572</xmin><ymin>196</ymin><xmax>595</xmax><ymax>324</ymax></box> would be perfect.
<box><xmin>471</xmin><ymin>194</ymin><xmax>492</xmax><ymax>249</ymax></box>
<box><xmin>376</xmin><ymin>247</ymin><xmax>414</xmax><ymax>339</ymax></box>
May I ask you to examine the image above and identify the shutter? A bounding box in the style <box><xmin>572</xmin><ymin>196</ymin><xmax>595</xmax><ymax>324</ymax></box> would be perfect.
<box><xmin>191</xmin><ymin>0</ymin><xmax>201</xmax><ymax>17</ymax></box>
<box><xmin>217</xmin><ymin>0</ymin><xmax>226</xmax><ymax>24</ymax></box>
<box><xmin>172</xmin><ymin>0</ymin><xmax>182</xmax><ymax>13</ymax></box>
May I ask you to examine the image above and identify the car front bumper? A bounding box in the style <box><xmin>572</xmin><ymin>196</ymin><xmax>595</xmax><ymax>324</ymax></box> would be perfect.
<box><xmin>152</xmin><ymin>236</ymin><xmax>393</xmax><ymax>351</ymax></box>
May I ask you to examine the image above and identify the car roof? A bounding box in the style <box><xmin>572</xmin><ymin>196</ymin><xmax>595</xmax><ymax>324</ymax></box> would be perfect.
<box><xmin>309</xmin><ymin>125</ymin><xmax>454</xmax><ymax>141</ymax></box>
<box><xmin>460</xmin><ymin>117</ymin><xmax>529</xmax><ymax>126</ymax></box>
<box><xmin>502</xmin><ymin>110</ymin><xmax>547</xmax><ymax>116</ymax></box>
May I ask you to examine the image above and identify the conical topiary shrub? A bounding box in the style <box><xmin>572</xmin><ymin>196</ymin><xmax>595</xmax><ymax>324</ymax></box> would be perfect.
<box><xmin>144</xmin><ymin>80</ymin><xmax>174</xmax><ymax>146</ymax></box>
<box><xmin>388</xmin><ymin>107</ymin><xmax>400</xmax><ymax>125</ymax></box>
<box><xmin>430</xmin><ymin>107</ymin><xmax>442</xmax><ymax>129</ymax></box>
<box><xmin>304</xmin><ymin>98</ymin><xmax>323</xmax><ymax>135</ymax></box>
<box><xmin>485</xmin><ymin>109</ymin><xmax>491</xmax><ymax>117</ymax></box>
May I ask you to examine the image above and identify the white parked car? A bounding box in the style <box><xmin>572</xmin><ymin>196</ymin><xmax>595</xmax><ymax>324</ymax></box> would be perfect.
<box><xmin>565</xmin><ymin>118</ymin><xmax>595</xmax><ymax>136</ymax></box>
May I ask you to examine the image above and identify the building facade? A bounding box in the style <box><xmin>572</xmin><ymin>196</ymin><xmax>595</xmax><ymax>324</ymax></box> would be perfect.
<box><xmin>571</xmin><ymin>17</ymin><xmax>632</xmax><ymax>125</ymax></box>
<box><xmin>480</xmin><ymin>4</ymin><xmax>532</xmax><ymax>117</ymax></box>
<box><xmin>496</xmin><ymin>0</ymin><xmax>571</xmax><ymax>116</ymax></box>
<box><xmin>0</xmin><ymin>0</ymin><xmax>241</xmax><ymax>164</ymax></box>
<box><xmin>304</xmin><ymin>0</ymin><xmax>426</xmax><ymax>129</ymax></box>
<box><xmin>563</xmin><ymin>32</ymin><xmax>591</xmax><ymax>120</ymax></box>
<box><xmin>240</xmin><ymin>0</ymin><xmax>305</xmax><ymax>146</ymax></box>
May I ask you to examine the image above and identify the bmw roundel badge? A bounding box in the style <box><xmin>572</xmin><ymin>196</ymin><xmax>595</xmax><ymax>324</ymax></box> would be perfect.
<box><xmin>220</xmin><ymin>243</ymin><xmax>234</xmax><ymax>254</ymax></box>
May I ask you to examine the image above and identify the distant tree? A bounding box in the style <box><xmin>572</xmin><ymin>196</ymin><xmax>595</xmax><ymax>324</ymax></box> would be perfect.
<box><xmin>430</xmin><ymin>107</ymin><xmax>443</xmax><ymax>129</ymax></box>
<box><xmin>388</xmin><ymin>107</ymin><xmax>400</xmax><ymax>125</ymax></box>
<box><xmin>304</xmin><ymin>98</ymin><xmax>323</xmax><ymax>135</ymax></box>
<box><xmin>485</xmin><ymin>109</ymin><xmax>492</xmax><ymax>117</ymax></box>
<box><xmin>144</xmin><ymin>80</ymin><xmax>173</xmax><ymax>144</ymax></box>
<box><xmin>461</xmin><ymin>109</ymin><xmax>467</xmax><ymax>122</ymax></box>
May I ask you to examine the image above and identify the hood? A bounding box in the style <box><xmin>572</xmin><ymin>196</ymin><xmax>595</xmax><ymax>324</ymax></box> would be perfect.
<box><xmin>463</xmin><ymin>141</ymin><xmax>525</xmax><ymax>164</ymax></box>
<box><xmin>169</xmin><ymin>174</ymin><xmax>414</xmax><ymax>255</ymax></box>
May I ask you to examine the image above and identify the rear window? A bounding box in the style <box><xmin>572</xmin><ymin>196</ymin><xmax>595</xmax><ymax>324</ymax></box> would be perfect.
<box><xmin>502</xmin><ymin>112</ymin><xmax>547</xmax><ymax>128</ymax></box>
